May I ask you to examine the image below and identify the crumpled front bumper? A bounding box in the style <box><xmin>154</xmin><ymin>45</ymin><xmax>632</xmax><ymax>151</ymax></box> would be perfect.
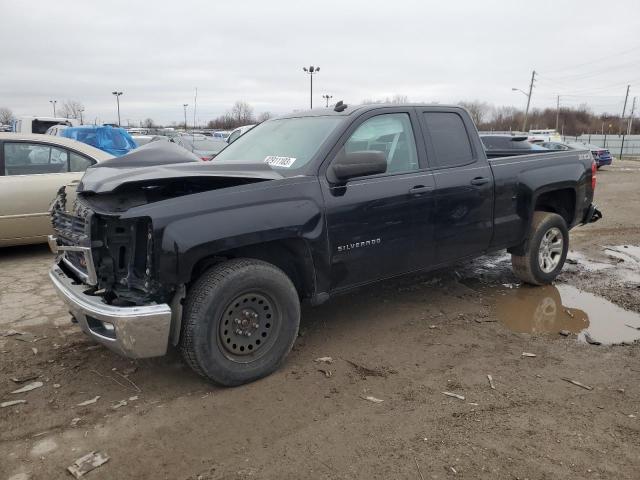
<box><xmin>49</xmin><ymin>263</ymin><xmax>172</xmax><ymax>358</ymax></box>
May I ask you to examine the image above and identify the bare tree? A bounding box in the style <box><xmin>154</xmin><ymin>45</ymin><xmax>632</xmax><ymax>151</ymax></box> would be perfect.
<box><xmin>459</xmin><ymin>100</ymin><xmax>491</xmax><ymax>126</ymax></box>
<box><xmin>390</xmin><ymin>94</ymin><xmax>408</xmax><ymax>104</ymax></box>
<box><xmin>230</xmin><ymin>101</ymin><xmax>255</xmax><ymax>125</ymax></box>
<box><xmin>141</xmin><ymin>118</ymin><xmax>155</xmax><ymax>128</ymax></box>
<box><xmin>0</xmin><ymin>107</ymin><xmax>15</xmax><ymax>125</ymax></box>
<box><xmin>60</xmin><ymin>100</ymin><xmax>85</xmax><ymax>120</ymax></box>
<box><xmin>257</xmin><ymin>111</ymin><xmax>272</xmax><ymax>123</ymax></box>
<box><xmin>361</xmin><ymin>94</ymin><xmax>409</xmax><ymax>104</ymax></box>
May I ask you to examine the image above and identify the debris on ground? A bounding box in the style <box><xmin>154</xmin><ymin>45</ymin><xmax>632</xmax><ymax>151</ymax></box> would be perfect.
<box><xmin>561</xmin><ymin>378</ymin><xmax>593</xmax><ymax>391</ymax></box>
<box><xmin>67</xmin><ymin>451</ymin><xmax>110</xmax><ymax>478</ymax></box>
<box><xmin>317</xmin><ymin>368</ymin><xmax>332</xmax><ymax>378</ymax></box>
<box><xmin>13</xmin><ymin>333</ymin><xmax>37</xmax><ymax>342</ymax></box>
<box><xmin>111</xmin><ymin>400</ymin><xmax>128</xmax><ymax>410</ymax></box>
<box><xmin>522</xmin><ymin>352</ymin><xmax>537</xmax><ymax>357</ymax></box>
<box><xmin>487</xmin><ymin>374</ymin><xmax>495</xmax><ymax>389</ymax></box>
<box><xmin>11</xmin><ymin>381</ymin><xmax>43</xmax><ymax>394</ymax></box>
<box><xmin>442</xmin><ymin>391</ymin><xmax>465</xmax><ymax>400</ymax></box>
<box><xmin>1</xmin><ymin>399</ymin><xmax>27</xmax><ymax>408</ymax></box>
<box><xmin>10</xmin><ymin>374</ymin><xmax>39</xmax><ymax>383</ymax></box>
<box><xmin>565</xmin><ymin>309</ymin><xmax>575</xmax><ymax>318</ymax></box>
<box><xmin>314</xmin><ymin>356</ymin><xmax>334</xmax><ymax>364</ymax></box>
<box><xmin>345</xmin><ymin>359</ymin><xmax>396</xmax><ymax>378</ymax></box>
<box><xmin>31</xmin><ymin>347</ymin><xmax>38</xmax><ymax>355</ymax></box>
<box><xmin>77</xmin><ymin>396</ymin><xmax>100</xmax><ymax>407</ymax></box>
<box><xmin>360</xmin><ymin>395</ymin><xmax>384</xmax><ymax>403</ymax></box>
<box><xmin>584</xmin><ymin>332</ymin><xmax>602</xmax><ymax>345</ymax></box>
<box><xmin>1</xmin><ymin>329</ymin><xmax>25</xmax><ymax>337</ymax></box>
<box><xmin>559</xmin><ymin>330</ymin><xmax>571</xmax><ymax>337</ymax></box>
<box><xmin>71</xmin><ymin>417</ymin><xmax>81</xmax><ymax>427</ymax></box>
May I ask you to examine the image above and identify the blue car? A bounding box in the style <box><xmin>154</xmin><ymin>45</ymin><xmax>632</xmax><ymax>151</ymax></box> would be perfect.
<box><xmin>61</xmin><ymin>126</ymin><xmax>137</xmax><ymax>157</ymax></box>
<box><xmin>541</xmin><ymin>142</ymin><xmax>613</xmax><ymax>168</ymax></box>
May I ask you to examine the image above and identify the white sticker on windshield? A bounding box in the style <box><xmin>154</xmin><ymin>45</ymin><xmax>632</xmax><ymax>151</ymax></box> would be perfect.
<box><xmin>264</xmin><ymin>156</ymin><xmax>296</xmax><ymax>168</ymax></box>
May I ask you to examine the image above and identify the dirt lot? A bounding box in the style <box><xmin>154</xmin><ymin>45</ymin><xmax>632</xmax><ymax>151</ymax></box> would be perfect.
<box><xmin>2</xmin><ymin>160</ymin><xmax>640</xmax><ymax>480</ymax></box>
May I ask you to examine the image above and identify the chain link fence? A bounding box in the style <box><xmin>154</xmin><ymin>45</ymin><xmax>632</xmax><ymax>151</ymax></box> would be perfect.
<box><xmin>562</xmin><ymin>134</ymin><xmax>640</xmax><ymax>159</ymax></box>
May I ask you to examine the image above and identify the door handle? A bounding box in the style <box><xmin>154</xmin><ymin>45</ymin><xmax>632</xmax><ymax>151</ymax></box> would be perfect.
<box><xmin>409</xmin><ymin>185</ymin><xmax>432</xmax><ymax>195</ymax></box>
<box><xmin>470</xmin><ymin>177</ymin><xmax>490</xmax><ymax>186</ymax></box>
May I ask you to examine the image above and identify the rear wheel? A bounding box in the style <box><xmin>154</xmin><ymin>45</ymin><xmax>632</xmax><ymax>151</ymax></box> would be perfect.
<box><xmin>180</xmin><ymin>258</ymin><xmax>300</xmax><ymax>386</ymax></box>
<box><xmin>511</xmin><ymin>211</ymin><xmax>569</xmax><ymax>285</ymax></box>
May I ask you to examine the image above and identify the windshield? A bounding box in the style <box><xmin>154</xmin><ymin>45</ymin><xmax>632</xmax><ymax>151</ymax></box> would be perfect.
<box><xmin>214</xmin><ymin>116</ymin><xmax>344</xmax><ymax>173</ymax></box>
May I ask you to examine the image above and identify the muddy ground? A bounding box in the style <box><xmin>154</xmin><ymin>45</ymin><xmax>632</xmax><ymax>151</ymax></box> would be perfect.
<box><xmin>1</xmin><ymin>160</ymin><xmax>639</xmax><ymax>480</ymax></box>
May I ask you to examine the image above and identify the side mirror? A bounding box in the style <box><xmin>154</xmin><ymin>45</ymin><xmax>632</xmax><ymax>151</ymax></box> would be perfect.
<box><xmin>329</xmin><ymin>150</ymin><xmax>387</xmax><ymax>182</ymax></box>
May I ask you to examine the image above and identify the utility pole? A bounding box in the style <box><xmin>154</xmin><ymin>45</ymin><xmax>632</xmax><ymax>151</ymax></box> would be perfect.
<box><xmin>112</xmin><ymin>91</ymin><xmax>123</xmax><ymax>126</ymax></box>
<box><xmin>193</xmin><ymin>87</ymin><xmax>198</xmax><ymax>130</ymax></box>
<box><xmin>79</xmin><ymin>108</ymin><xmax>84</xmax><ymax>125</ymax></box>
<box><xmin>49</xmin><ymin>100</ymin><xmax>57</xmax><ymax>117</ymax></box>
<box><xmin>303</xmin><ymin>66</ymin><xmax>320</xmax><ymax>109</ymax></box>
<box><xmin>522</xmin><ymin>70</ymin><xmax>536</xmax><ymax>132</ymax></box>
<box><xmin>183</xmin><ymin>104</ymin><xmax>188</xmax><ymax>131</ymax></box>
<box><xmin>555</xmin><ymin>95</ymin><xmax>560</xmax><ymax>131</ymax></box>
<box><xmin>620</xmin><ymin>85</ymin><xmax>630</xmax><ymax>133</ymax></box>
<box><xmin>627</xmin><ymin>96</ymin><xmax>636</xmax><ymax>135</ymax></box>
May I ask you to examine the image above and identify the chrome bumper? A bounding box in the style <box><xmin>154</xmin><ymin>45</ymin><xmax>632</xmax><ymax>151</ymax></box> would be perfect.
<box><xmin>49</xmin><ymin>263</ymin><xmax>172</xmax><ymax>358</ymax></box>
<box><xmin>48</xmin><ymin>235</ymin><xmax>97</xmax><ymax>285</ymax></box>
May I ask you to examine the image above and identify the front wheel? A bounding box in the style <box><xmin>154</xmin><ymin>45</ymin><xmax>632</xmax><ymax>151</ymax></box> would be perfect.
<box><xmin>511</xmin><ymin>211</ymin><xmax>569</xmax><ymax>285</ymax></box>
<box><xmin>180</xmin><ymin>258</ymin><xmax>300</xmax><ymax>386</ymax></box>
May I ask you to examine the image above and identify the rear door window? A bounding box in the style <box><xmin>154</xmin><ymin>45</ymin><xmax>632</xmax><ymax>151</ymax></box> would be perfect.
<box><xmin>3</xmin><ymin>143</ymin><xmax>69</xmax><ymax>175</ymax></box>
<box><xmin>422</xmin><ymin>113</ymin><xmax>474</xmax><ymax>168</ymax></box>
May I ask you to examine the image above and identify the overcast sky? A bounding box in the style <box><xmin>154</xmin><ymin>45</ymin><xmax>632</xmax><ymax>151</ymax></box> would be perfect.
<box><xmin>1</xmin><ymin>0</ymin><xmax>639</xmax><ymax>126</ymax></box>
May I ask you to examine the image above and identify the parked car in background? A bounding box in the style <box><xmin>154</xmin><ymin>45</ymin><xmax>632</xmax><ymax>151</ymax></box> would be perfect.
<box><xmin>60</xmin><ymin>126</ymin><xmax>137</xmax><ymax>157</ymax></box>
<box><xmin>171</xmin><ymin>134</ymin><xmax>227</xmax><ymax>160</ymax></box>
<box><xmin>213</xmin><ymin>131</ymin><xmax>231</xmax><ymax>140</ymax></box>
<box><xmin>0</xmin><ymin>124</ymin><xmax>13</xmax><ymax>132</ymax></box>
<box><xmin>45</xmin><ymin>124</ymin><xmax>69</xmax><ymax>136</ymax></box>
<box><xmin>13</xmin><ymin>116</ymin><xmax>78</xmax><ymax>134</ymax></box>
<box><xmin>227</xmin><ymin>124</ymin><xmax>255</xmax><ymax>144</ymax></box>
<box><xmin>0</xmin><ymin>133</ymin><xmax>112</xmax><ymax>246</ymax></box>
<box><xmin>480</xmin><ymin>134</ymin><xmax>550</xmax><ymax>158</ymax></box>
<box><xmin>131</xmin><ymin>135</ymin><xmax>155</xmax><ymax>147</ymax></box>
<box><xmin>541</xmin><ymin>141</ymin><xmax>613</xmax><ymax>168</ymax></box>
<box><xmin>529</xmin><ymin>129</ymin><xmax>562</xmax><ymax>143</ymax></box>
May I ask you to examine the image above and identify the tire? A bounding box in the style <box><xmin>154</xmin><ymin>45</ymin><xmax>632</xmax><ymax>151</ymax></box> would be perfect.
<box><xmin>180</xmin><ymin>258</ymin><xmax>300</xmax><ymax>386</ymax></box>
<box><xmin>511</xmin><ymin>211</ymin><xmax>569</xmax><ymax>286</ymax></box>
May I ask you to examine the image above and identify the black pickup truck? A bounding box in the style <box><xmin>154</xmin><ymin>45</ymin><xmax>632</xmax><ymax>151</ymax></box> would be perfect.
<box><xmin>48</xmin><ymin>104</ymin><xmax>601</xmax><ymax>386</ymax></box>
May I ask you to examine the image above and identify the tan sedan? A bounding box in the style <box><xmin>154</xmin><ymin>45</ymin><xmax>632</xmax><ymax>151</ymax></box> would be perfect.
<box><xmin>0</xmin><ymin>133</ymin><xmax>113</xmax><ymax>247</ymax></box>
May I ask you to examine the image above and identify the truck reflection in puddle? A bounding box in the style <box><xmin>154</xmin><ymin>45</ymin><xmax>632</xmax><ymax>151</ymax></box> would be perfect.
<box><xmin>494</xmin><ymin>284</ymin><xmax>640</xmax><ymax>345</ymax></box>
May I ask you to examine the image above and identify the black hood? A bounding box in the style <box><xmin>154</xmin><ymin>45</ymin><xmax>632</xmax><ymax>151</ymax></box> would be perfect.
<box><xmin>79</xmin><ymin>141</ymin><xmax>284</xmax><ymax>194</ymax></box>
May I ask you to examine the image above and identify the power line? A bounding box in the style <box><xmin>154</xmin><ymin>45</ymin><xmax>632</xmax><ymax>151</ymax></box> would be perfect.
<box><xmin>540</xmin><ymin>45</ymin><xmax>640</xmax><ymax>75</ymax></box>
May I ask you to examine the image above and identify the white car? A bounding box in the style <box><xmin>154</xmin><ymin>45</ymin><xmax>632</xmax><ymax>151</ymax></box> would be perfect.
<box><xmin>529</xmin><ymin>129</ymin><xmax>562</xmax><ymax>143</ymax></box>
<box><xmin>227</xmin><ymin>124</ymin><xmax>256</xmax><ymax>144</ymax></box>
<box><xmin>14</xmin><ymin>116</ymin><xmax>78</xmax><ymax>135</ymax></box>
<box><xmin>0</xmin><ymin>133</ymin><xmax>112</xmax><ymax>246</ymax></box>
<box><xmin>45</xmin><ymin>124</ymin><xmax>69</xmax><ymax>136</ymax></box>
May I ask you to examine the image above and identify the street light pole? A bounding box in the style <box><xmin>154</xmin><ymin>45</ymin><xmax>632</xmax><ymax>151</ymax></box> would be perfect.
<box><xmin>322</xmin><ymin>94</ymin><xmax>333</xmax><ymax>108</ymax></box>
<box><xmin>512</xmin><ymin>70</ymin><xmax>536</xmax><ymax>132</ymax></box>
<box><xmin>183</xmin><ymin>104</ymin><xmax>188</xmax><ymax>131</ymax></box>
<box><xmin>79</xmin><ymin>108</ymin><xmax>84</xmax><ymax>125</ymax></box>
<box><xmin>555</xmin><ymin>95</ymin><xmax>560</xmax><ymax>131</ymax></box>
<box><xmin>111</xmin><ymin>91</ymin><xmax>123</xmax><ymax>127</ymax></box>
<box><xmin>49</xmin><ymin>100</ymin><xmax>57</xmax><ymax>117</ymax></box>
<box><xmin>302</xmin><ymin>66</ymin><xmax>320</xmax><ymax>109</ymax></box>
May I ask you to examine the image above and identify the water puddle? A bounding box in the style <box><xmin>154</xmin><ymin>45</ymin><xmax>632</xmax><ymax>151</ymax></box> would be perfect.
<box><xmin>494</xmin><ymin>284</ymin><xmax>640</xmax><ymax>345</ymax></box>
<box><xmin>566</xmin><ymin>245</ymin><xmax>640</xmax><ymax>285</ymax></box>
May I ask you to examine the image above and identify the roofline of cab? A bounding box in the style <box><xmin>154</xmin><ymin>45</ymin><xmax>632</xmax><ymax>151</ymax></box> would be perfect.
<box><xmin>274</xmin><ymin>103</ymin><xmax>465</xmax><ymax>120</ymax></box>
